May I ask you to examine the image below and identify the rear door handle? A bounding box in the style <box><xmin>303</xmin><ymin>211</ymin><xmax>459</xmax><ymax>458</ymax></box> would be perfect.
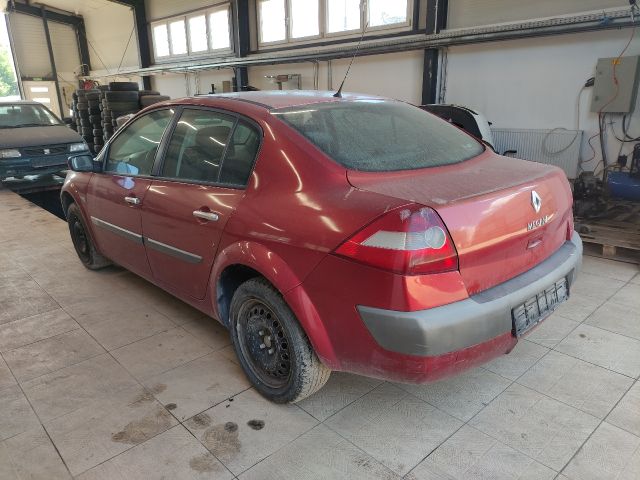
<box><xmin>193</xmin><ymin>210</ymin><xmax>219</xmax><ymax>222</ymax></box>
<box><xmin>124</xmin><ymin>196</ymin><xmax>141</xmax><ymax>205</ymax></box>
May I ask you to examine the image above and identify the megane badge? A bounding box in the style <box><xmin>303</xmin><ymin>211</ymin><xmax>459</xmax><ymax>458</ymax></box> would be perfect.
<box><xmin>531</xmin><ymin>190</ymin><xmax>542</xmax><ymax>213</ymax></box>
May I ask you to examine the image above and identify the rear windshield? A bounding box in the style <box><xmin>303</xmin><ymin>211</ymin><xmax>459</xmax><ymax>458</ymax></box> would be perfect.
<box><xmin>272</xmin><ymin>100</ymin><xmax>484</xmax><ymax>172</ymax></box>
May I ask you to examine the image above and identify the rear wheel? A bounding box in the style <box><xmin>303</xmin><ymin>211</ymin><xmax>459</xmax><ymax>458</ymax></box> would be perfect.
<box><xmin>67</xmin><ymin>203</ymin><xmax>111</xmax><ymax>270</ymax></box>
<box><xmin>229</xmin><ymin>278</ymin><xmax>330</xmax><ymax>403</ymax></box>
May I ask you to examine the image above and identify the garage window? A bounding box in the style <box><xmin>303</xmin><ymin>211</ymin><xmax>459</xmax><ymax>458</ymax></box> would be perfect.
<box><xmin>257</xmin><ymin>0</ymin><xmax>411</xmax><ymax>47</ymax></box>
<box><xmin>151</xmin><ymin>4</ymin><xmax>232</xmax><ymax>61</ymax></box>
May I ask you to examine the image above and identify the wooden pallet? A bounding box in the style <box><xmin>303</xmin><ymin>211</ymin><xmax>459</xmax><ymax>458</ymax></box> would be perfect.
<box><xmin>575</xmin><ymin>200</ymin><xmax>640</xmax><ymax>263</ymax></box>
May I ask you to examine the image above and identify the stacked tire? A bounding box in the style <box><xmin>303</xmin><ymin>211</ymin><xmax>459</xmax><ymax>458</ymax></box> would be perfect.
<box><xmin>102</xmin><ymin>82</ymin><xmax>140</xmax><ymax>140</ymax></box>
<box><xmin>74</xmin><ymin>89</ymin><xmax>100</xmax><ymax>153</ymax></box>
<box><xmin>139</xmin><ymin>90</ymin><xmax>170</xmax><ymax>109</ymax></box>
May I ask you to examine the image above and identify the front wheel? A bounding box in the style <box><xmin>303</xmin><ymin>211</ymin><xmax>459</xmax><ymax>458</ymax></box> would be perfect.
<box><xmin>229</xmin><ymin>278</ymin><xmax>330</xmax><ymax>403</ymax></box>
<box><xmin>67</xmin><ymin>203</ymin><xmax>111</xmax><ymax>270</ymax></box>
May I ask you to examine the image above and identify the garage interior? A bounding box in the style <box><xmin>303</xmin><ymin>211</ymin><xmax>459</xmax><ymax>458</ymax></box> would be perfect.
<box><xmin>0</xmin><ymin>0</ymin><xmax>639</xmax><ymax>479</ymax></box>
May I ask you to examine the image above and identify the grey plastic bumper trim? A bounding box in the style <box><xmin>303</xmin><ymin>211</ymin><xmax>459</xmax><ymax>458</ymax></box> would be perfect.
<box><xmin>358</xmin><ymin>233</ymin><xmax>583</xmax><ymax>357</ymax></box>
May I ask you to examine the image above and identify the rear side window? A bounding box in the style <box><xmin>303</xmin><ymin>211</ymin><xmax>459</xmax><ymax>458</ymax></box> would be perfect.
<box><xmin>161</xmin><ymin>109</ymin><xmax>235</xmax><ymax>183</ymax></box>
<box><xmin>219</xmin><ymin>122</ymin><xmax>261</xmax><ymax>185</ymax></box>
<box><xmin>105</xmin><ymin>109</ymin><xmax>173</xmax><ymax>175</ymax></box>
<box><xmin>273</xmin><ymin>100</ymin><xmax>484</xmax><ymax>171</ymax></box>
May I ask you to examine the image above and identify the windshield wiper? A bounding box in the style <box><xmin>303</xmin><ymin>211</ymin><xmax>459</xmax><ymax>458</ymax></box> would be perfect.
<box><xmin>0</xmin><ymin>123</ymin><xmax>57</xmax><ymax>128</ymax></box>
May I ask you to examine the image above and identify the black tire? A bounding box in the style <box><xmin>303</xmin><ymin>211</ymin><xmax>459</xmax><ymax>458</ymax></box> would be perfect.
<box><xmin>229</xmin><ymin>278</ymin><xmax>330</xmax><ymax>403</ymax></box>
<box><xmin>92</xmin><ymin>128</ymin><xmax>103</xmax><ymax>135</ymax></box>
<box><xmin>139</xmin><ymin>90</ymin><xmax>160</xmax><ymax>96</ymax></box>
<box><xmin>109</xmin><ymin>81</ymin><xmax>139</xmax><ymax>91</ymax></box>
<box><xmin>81</xmin><ymin>127</ymin><xmax>92</xmax><ymax>136</ymax></box>
<box><xmin>105</xmin><ymin>91</ymin><xmax>139</xmax><ymax>102</ymax></box>
<box><xmin>88</xmin><ymin>107</ymin><xmax>100</xmax><ymax>115</ymax></box>
<box><xmin>89</xmin><ymin>114</ymin><xmax>101</xmax><ymax>123</ymax></box>
<box><xmin>67</xmin><ymin>203</ymin><xmax>111</xmax><ymax>270</ymax></box>
<box><xmin>76</xmin><ymin>101</ymin><xmax>88</xmax><ymax>110</ymax></box>
<box><xmin>106</xmin><ymin>101</ymin><xmax>139</xmax><ymax>111</ymax></box>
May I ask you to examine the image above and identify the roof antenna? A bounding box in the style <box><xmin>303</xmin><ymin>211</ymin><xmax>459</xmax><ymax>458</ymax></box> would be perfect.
<box><xmin>333</xmin><ymin>22</ymin><xmax>368</xmax><ymax>98</ymax></box>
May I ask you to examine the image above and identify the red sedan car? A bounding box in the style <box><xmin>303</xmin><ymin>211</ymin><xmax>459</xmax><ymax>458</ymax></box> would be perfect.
<box><xmin>62</xmin><ymin>91</ymin><xmax>582</xmax><ymax>403</ymax></box>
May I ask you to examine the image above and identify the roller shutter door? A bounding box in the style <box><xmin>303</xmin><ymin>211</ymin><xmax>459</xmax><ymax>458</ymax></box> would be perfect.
<box><xmin>9</xmin><ymin>13</ymin><xmax>51</xmax><ymax>78</ymax></box>
<box><xmin>49</xmin><ymin>22</ymin><xmax>81</xmax><ymax>75</ymax></box>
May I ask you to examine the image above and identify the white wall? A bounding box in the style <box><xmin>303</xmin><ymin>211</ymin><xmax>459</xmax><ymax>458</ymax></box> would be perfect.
<box><xmin>248</xmin><ymin>51</ymin><xmax>424</xmax><ymax>103</ymax></box>
<box><xmin>145</xmin><ymin>0</ymin><xmax>228</xmax><ymax>21</ymax></box>
<box><xmin>83</xmin><ymin>2</ymin><xmax>140</xmax><ymax>75</ymax></box>
<box><xmin>444</xmin><ymin>28</ymin><xmax>640</xmax><ymax>171</ymax></box>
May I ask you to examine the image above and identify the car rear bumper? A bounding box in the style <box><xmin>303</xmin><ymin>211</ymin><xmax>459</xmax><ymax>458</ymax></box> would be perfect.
<box><xmin>358</xmin><ymin>232</ymin><xmax>582</xmax><ymax>358</ymax></box>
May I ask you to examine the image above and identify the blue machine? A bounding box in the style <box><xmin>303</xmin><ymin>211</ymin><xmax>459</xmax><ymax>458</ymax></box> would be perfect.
<box><xmin>608</xmin><ymin>171</ymin><xmax>640</xmax><ymax>201</ymax></box>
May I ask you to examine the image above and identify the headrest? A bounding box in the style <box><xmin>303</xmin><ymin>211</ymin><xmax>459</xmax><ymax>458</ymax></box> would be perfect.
<box><xmin>195</xmin><ymin>125</ymin><xmax>231</xmax><ymax>151</ymax></box>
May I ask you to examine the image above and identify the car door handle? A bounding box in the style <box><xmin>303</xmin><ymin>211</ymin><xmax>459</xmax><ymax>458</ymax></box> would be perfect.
<box><xmin>124</xmin><ymin>196</ymin><xmax>141</xmax><ymax>205</ymax></box>
<box><xmin>193</xmin><ymin>210</ymin><xmax>219</xmax><ymax>222</ymax></box>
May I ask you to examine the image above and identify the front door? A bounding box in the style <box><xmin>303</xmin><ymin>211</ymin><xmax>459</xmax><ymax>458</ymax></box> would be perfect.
<box><xmin>87</xmin><ymin>109</ymin><xmax>173</xmax><ymax>278</ymax></box>
<box><xmin>141</xmin><ymin>108</ymin><xmax>261</xmax><ymax>299</ymax></box>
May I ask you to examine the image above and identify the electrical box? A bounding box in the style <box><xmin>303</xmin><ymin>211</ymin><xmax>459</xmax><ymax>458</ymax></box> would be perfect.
<box><xmin>591</xmin><ymin>55</ymin><xmax>640</xmax><ymax>113</ymax></box>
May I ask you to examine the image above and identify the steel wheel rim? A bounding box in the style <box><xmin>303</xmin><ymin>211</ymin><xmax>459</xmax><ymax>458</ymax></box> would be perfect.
<box><xmin>71</xmin><ymin>218</ymin><xmax>90</xmax><ymax>262</ymax></box>
<box><xmin>236</xmin><ymin>298</ymin><xmax>292</xmax><ymax>389</ymax></box>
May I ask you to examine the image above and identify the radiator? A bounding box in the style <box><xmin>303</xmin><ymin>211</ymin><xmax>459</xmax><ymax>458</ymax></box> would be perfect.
<box><xmin>491</xmin><ymin>128</ymin><xmax>583</xmax><ymax>179</ymax></box>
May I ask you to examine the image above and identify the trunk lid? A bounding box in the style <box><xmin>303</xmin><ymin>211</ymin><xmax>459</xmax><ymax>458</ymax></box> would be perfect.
<box><xmin>347</xmin><ymin>151</ymin><xmax>573</xmax><ymax>295</ymax></box>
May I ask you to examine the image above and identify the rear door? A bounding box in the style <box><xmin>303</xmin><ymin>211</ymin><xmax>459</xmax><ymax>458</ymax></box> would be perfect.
<box><xmin>142</xmin><ymin>107</ymin><xmax>261</xmax><ymax>299</ymax></box>
<box><xmin>86</xmin><ymin>109</ymin><xmax>173</xmax><ymax>278</ymax></box>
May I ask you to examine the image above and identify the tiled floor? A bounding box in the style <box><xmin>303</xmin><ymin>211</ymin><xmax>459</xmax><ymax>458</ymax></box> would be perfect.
<box><xmin>0</xmin><ymin>188</ymin><xmax>639</xmax><ymax>479</ymax></box>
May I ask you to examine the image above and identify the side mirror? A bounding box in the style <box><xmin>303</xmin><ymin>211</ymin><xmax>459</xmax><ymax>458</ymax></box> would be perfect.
<box><xmin>68</xmin><ymin>154</ymin><xmax>101</xmax><ymax>173</ymax></box>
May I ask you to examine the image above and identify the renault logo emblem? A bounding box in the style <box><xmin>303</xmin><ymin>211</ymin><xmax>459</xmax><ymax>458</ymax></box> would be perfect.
<box><xmin>531</xmin><ymin>191</ymin><xmax>542</xmax><ymax>213</ymax></box>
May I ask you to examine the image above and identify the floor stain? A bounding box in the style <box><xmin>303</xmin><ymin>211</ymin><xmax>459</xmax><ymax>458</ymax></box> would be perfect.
<box><xmin>130</xmin><ymin>390</ymin><xmax>155</xmax><ymax>406</ymax></box>
<box><xmin>112</xmin><ymin>408</ymin><xmax>173</xmax><ymax>445</ymax></box>
<box><xmin>165</xmin><ymin>403</ymin><xmax>177</xmax><ymax>410</ymax></box>
<box><xmin>149</xmin><ymin>383</ymin><xmax>167</xmax><ymax>394</ymax></box>
<box><xmin>579</xmin><ymin>333</ymin><xmax>587</xmax><ymax>338</ymax></box>
<box><xmin>247</xmin><ymin>419</ymin><xmax>265</xmax><ymax>430</ymax></box>
<box><xmin>186</xmin><ymin>413</ymin><xmax>212</xmax><ymax>429</ymax></box>
<box><xmin>202</xmin><ymin>422</ymin><xmax>241</xmax><ymax>460</ymax></box>
<box><xmin>189</xmin><ymin>453</ymin><xmax>218</xmax><ymax>473</ymax></box>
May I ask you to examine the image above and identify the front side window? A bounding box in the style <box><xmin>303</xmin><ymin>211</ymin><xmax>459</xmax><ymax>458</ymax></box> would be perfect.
<box><xmin>105</xmin><ymin>110</ymin><xmax>173</xmax><ymax>176</ymax></box>
<box><xmin>274</xmin><ymin>101</ymin><xmax>484</xmax><ymax>172</ymax></box>
<box><xmin>161</xmin><ymin>109</ymin><xmax>235</xmax><ymax>183</ymax></box>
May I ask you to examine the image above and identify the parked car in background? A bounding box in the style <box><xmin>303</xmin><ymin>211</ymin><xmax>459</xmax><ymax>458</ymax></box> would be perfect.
<box><xmin>0</xmin><ymin>101</ymin><xmax>89</xmax><ymax>180</ymax></box>
<box><xmin>61</xmin><ymin>91</ymin><xmax>582</xmax><ymax>403</ymax></box>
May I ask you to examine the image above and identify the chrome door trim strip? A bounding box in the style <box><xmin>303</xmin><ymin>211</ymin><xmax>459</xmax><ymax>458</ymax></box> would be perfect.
<box><xmin>91</xmin><ymin>217</ymin><xmax>143</xmax><ymax>244</ymax></box>
<box><xmin>145</xmin><ymin>237</ymin><xmax>203</xmax><ymax>264</ymax></box>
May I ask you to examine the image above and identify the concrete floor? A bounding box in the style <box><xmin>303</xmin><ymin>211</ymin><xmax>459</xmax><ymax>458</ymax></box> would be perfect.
<box><xmin>0</xmin><ymin>188</ymin><xmax>639</xmax><ymax>480</ymax></box>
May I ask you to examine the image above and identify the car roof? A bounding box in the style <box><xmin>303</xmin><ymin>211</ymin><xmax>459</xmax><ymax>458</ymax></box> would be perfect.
<box><xmin>174</xmin><ymin>90</ymin><xmax>386</xmax><ymax>110</ymax></box>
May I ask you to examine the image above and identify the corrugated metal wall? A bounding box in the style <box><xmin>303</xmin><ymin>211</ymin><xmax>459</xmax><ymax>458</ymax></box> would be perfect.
<box><xmin>9</xmin><ymin>13</ymin><xmax>51</xmax><ymax>78</ymax></box>
<box><xmin>447</xmin><ymin>0</ymin><xmax>624</xmax><ymax>29</ymax></box>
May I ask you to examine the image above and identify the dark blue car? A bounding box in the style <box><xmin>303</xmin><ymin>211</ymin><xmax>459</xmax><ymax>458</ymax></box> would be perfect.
<box><xmin>0</xmin><ymin>101</ymin><xmax>90</xmax><ymax>179</ymax></box>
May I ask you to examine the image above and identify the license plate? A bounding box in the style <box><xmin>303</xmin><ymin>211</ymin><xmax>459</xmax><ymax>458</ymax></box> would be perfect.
<box><xmin>512</xmin><ymin>278</ymin><xmax>568</xmax><ymax>336</ymax></box>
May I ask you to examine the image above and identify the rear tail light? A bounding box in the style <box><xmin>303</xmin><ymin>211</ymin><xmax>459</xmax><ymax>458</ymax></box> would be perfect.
<box><xmin>567</xmin><ymin>210</ymin><xmax>575</xmax><ymax>240</ymax></box>
<box><xmin>334</xmin><ymin>205</ymin><xmax>459</xmax><ymax>275</ymax></box>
